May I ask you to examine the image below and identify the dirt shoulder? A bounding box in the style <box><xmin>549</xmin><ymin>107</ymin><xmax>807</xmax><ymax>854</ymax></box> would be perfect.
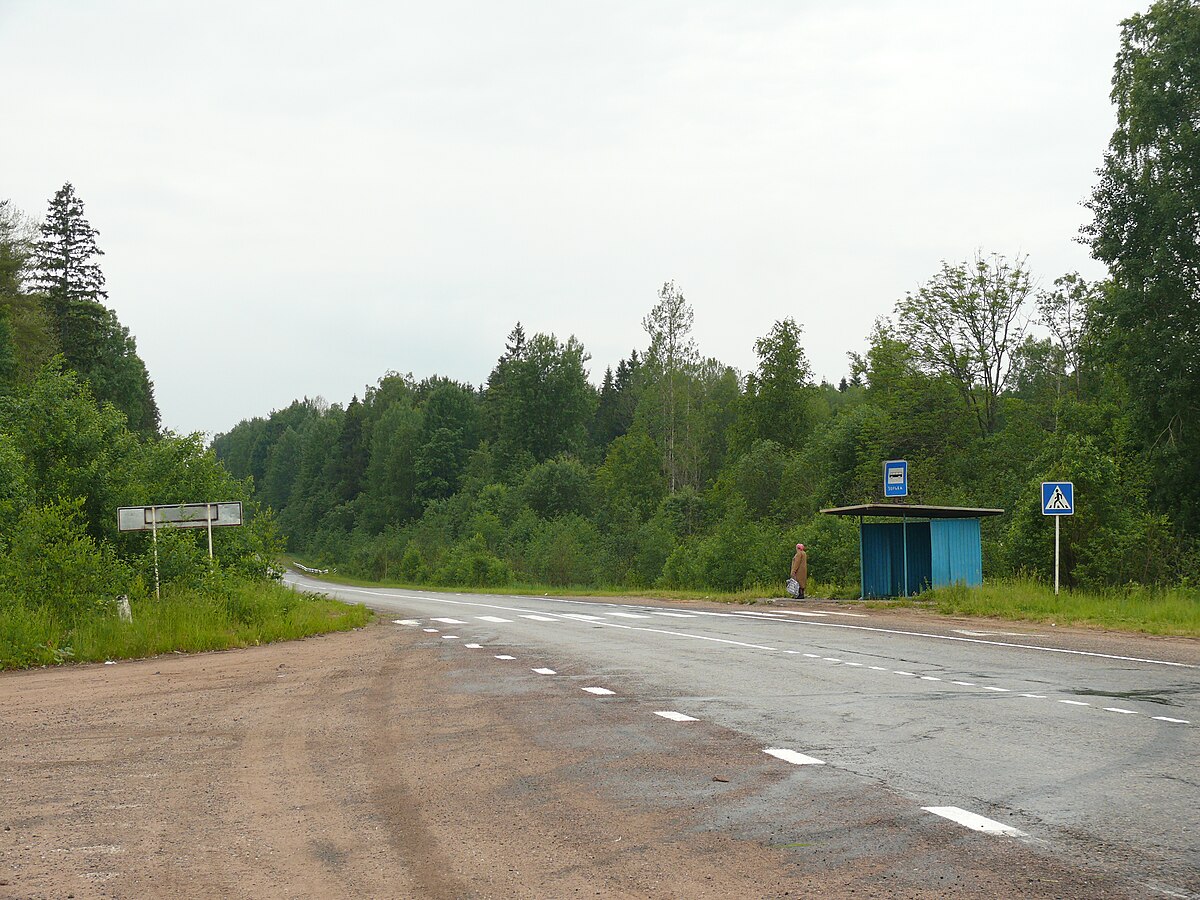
<box><xmin>0</xmin><ymin>623</ymin><xmax>1144</xmax><ymax>899</ymax></box>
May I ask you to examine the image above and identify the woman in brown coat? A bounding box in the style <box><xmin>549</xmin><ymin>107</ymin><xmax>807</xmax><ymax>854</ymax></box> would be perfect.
<box><xmin>790</xmin><ymin>543</ymin><xmax>807</xmax><ymax>599</ymax></box>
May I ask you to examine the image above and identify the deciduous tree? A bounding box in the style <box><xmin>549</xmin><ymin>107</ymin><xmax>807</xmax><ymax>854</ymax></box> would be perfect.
<box><xmin>1084</xmin><ymin>0</ymin><xmax>1200</xmax><ymax>531</ymax></box>
<box><xmin>895</xmin><ymin>253</ymin><xmax>1033</xmax><ymax>437</ymax></box>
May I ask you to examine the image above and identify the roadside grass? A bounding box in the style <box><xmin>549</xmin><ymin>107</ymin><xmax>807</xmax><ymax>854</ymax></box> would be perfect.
<box><xmin>0</xmin><ymin>578</ymin><xmax>371</xmax><ymax>670</ymax></box>
<box><xmin>910</xmin><ymin>578</ymin><xmax>1200</xmax><ymax>637</ymax></box>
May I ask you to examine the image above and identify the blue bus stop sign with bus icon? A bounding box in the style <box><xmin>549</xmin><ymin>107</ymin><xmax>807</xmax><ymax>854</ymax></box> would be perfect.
<box><xmin>1041</xmin><ymin>482</ymin><xmax>1074</xmax><ymax>515</ymax></box>
<box><xmin>884</xmin><ymin>460</ymin><xmax>908</xmax><ymax>498</ymax></box>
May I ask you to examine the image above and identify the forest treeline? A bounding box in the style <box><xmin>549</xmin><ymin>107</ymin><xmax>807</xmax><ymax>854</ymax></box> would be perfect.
<box><xmin>215</xmin><ymin>1</ymin><xmax>1200</xmax><ymax>596</ymax></box>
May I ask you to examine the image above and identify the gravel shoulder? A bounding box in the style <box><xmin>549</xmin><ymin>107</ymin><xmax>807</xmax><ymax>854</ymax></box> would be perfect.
<box><xmin>0</xmin><ymin>621</ymin><xmax>1158</xmax><ymax>899</ymax></box>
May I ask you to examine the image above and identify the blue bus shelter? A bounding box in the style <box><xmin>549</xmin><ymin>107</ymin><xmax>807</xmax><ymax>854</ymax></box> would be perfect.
<box><xmin>820</xmin><ymin>504</ymin><xmax>1004</xmax><ymax>598</ymax></box>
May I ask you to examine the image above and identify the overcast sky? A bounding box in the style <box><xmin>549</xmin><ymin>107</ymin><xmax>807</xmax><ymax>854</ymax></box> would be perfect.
<box><xmin>1</xmin><ymin>1</ymin><xmax>1134</xmax><ymax>437</ymax></box>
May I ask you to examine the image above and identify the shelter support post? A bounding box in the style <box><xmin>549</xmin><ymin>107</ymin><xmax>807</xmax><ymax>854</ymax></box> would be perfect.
<box><xmin>858</xmin><ymin>515</ymin><xmax>864</xmax><ymax>600</ymax></box>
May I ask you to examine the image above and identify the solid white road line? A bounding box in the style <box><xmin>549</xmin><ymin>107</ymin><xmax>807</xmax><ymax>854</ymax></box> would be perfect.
<box><xmin>495</xmin><ymin>655</ymin><xmax>516</xmax><ymax>660</ymax></box>
<box><xmin>647</xmin><ymin>611</ymin><xmax>698</xmax><ymax>618</ymax></box>
<box><xmin>763</xmin><ymin>747</ymin><xmax>825</xmax><ymax>766</ymax></box>
<box><xmin>431</xmin><ymin>617</ymin><xmax>467</xmax><ymax>624</ymax></box>
<box><xmin>532</xmin><ymin>667</ymin><xmax>557</xmax><ymax>675</ymax></box>
<box><xmin>288</xmin><ymin>576</ymin><xmax>1199</xmax><ymax>669</ymax></box>
<box><xmin>520</xmin><ymin>614</ymin><xmax>558</xmax><ymax>622</ymax></box>
<box><xmin>561</xmin><ymin>614</ymin><xmax>605</xmax><ymax>621</ymax></box>
<box><xmin>921</xmin><ymin>806</ymin><xmax>1027</xmax><ymax>838</ymax></box>
<box><xmin>476</xmin><ymin>616</ymin><xmax>511</xmax><ymax>623</ymax></box>
<box><xmin>583</xmin><ymin>687</ymin><xmax>616</xmax><ymax>695</ymax></box>
<box><xmin>654</xmin><ymin>711</ymin><xmax>698</xmax><ymax>722</ymax></box>
<box><xmin>608</xmin><ymin>612</ymin><xmax>653</xmax><ymax>619</ymax></box>
<box><xmin>1152</xmin><ymin>716</ymin><xmax>1190</xmax><ymax>724</ymax></box>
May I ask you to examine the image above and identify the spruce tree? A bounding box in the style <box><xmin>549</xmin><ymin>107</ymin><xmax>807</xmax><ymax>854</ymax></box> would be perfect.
<box><xmin>29</xmin><ymin>183</ymin><xmax>160</xmax><ymax>436</ymax></box>
<box><xmin>30</xmin><ymin>183</ymin><xmax>108</xmax><ymax>363</ymax></box>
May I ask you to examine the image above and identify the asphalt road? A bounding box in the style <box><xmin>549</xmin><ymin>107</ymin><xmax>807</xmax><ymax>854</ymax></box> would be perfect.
<box><xmin>285</xmin><ymin>571</ymin><xmax>1199</xmax><ymax>897</ymax></box>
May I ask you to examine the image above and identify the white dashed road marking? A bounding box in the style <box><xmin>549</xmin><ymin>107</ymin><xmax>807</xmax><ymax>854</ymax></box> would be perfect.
<box><xmin>561</xmin><ymin>614</ymin><xmax>605</xmax><ymax>621</ymax></box>
<box><xmin>520</xmin><ymin>614</ymin><xmax>558</xmax><ymax>622</ymax></box>
<box><xmin>422</xmin><ymin>628</ymin><xmax>438</xmax><ymax>633</ymax></box>
<box><xmin>1059</xmin><ymin>700</ymin><xmax>1090</xmax><ymax>706</ymax></box>
<box><xmin>583</xmin><ymin>687</ymin><xmax>616</xmax><ymax>696</ymax></box>
<box><xmin>441</xmin><ymin>635</ymin><xmax>459</xmax><ymax>640</ymax></box>
<box><xmin>763</xmin><ymin>748</ymin><xmax>825</xmax><ymax>766</ymax></box>
<box><xmin>1103</xmin><ymin>707</ymin><xmax>1138</xmax><ymax>715</ymax></box>
<box><xmin>393</xmin><ymin>619</ymin><xmax>420</xmax><ymax>626</ymax></box>
<box><xmin>654</xmin><ymin>711</ymin><xmax>698</xmax><ymax>722</ymax></box>
<box><xmin>922</xmin><ymin>806</ymin><xmax>1027</xmax><ymax>838</ymax></box>
<box><xmin>1153</xmin><ymin>716</ymin><xmax>1190</xmax><ymax>724</ymax></box>
<box><xmin>476</xmin><ymin>616</ymin><xmax>511</xmax><ymax>623</ymax></box>
<box><xmin>464</xmin><ymin>643</ymin><xmax>482</xmax><ymax>649</ymax></box>
<box><xmin>608</xmin><ymin>612</ymin><xmax>653</xmax><ymax>619</ymax></box>
<box><xmin>647</xmin><ymin>612</ymin><xmax>698</xmax><ymax>618</ymax></box>
<box><xmin>431</xmin><ymin>618</ymin><xmax>467</xmax><ymax>624</ymax></box>
<box><xmin>532</xmin><ymin>667</ymin><xmax>557</xmax><ymax>675</ymax></box>
<box><xmin>495</xmin><ymin>655</ymin><xmax>516</xmax><ymax>660</ymax></box>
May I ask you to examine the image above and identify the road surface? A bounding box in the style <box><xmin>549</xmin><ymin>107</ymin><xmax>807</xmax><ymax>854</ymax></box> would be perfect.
<box><xmin>286</xmin><ymin>571</ymin><xmax>1200</xmax><ymax>898</ymax></box>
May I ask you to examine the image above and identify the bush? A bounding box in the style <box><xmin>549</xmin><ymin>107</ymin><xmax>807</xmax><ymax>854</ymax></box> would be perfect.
<box><xmin>432</xmin><ymin>535</ymin><xmax>513</xmax><ymax>587</ymax></box>
<box><xmin>0</xmin><ymin>500</ymin><xmax>128</xmax><ymax>622</ymax></box>
<box><xmin>524</xmin><ymin>515</ymin><xmax>599</xmax><ymax>586</ymax></box>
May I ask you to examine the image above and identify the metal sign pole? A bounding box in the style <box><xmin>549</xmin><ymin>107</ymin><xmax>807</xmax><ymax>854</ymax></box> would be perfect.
<box><xmin>1054</xmin><ymin>515</ymin><xmax>1060</xmax><ymax>596</ymax></box>
<box><xmin>151</xmin><ymin>506</ymin><xmax>160</xmax><ymax>600</ymax></box>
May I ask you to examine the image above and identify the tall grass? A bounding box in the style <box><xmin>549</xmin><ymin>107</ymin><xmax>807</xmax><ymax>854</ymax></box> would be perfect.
<box><xmin>0</xmin><ymin>579</ymin><xmax>370</xmax><ymax>670</ymax></box>
<box><xmin>920</xmin><ymin>577</ymin><xmax>1200</xmax><ymax>636</ymax></box>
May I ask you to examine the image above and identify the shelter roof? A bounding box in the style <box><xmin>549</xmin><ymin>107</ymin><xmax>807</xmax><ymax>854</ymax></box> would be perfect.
<box><xmin>820</xmin><ymin>503</ymin><xmax>1005</xmax><ymax>519</ymax></box>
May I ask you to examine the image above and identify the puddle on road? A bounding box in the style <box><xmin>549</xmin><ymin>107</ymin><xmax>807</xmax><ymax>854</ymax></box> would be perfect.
<box><xmin>1065</xmin><ymin>687</ymin><xmax>1186</xmax><ymax>707</ymax></box>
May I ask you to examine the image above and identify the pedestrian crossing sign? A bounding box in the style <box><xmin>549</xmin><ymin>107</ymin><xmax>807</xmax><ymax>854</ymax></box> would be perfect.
<box><xmin>1041</xmin><ymin>482</ymin><xmax>1074</xmax><ymax>515</ymax></box>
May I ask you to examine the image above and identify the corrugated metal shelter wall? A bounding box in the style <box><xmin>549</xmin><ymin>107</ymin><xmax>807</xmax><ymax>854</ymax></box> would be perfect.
<box><xmin>930</xmin><ymin>518</ymin><xmax>983</xmax><ymax>587</ymax></box>
<box><xmin>860</xmin><ymin>522</ymin><xmax>932</xmax><ymax>597</ymax></box>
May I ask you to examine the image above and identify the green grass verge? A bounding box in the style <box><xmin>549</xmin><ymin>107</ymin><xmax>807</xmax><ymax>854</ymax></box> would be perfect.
<box><xmin>0</xmin><ymin>578</ymin><xmax>371</xmax><ymax>670</ymax></box>
<box><xmin>910</xmin><ymin>578</ymin><xmax>1200</xmax><ymax>637</ymax></box>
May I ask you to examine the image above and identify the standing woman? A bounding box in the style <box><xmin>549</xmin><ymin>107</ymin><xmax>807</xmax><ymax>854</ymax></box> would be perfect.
<box><xmin>790</xmin><ymin>543</ymin><xmax>808</xmax><ymax>599</ymax></box>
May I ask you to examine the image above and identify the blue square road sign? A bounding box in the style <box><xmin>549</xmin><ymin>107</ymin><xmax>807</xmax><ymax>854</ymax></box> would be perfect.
<box><xmin>1041</xmin><ymin>482</ymin><xmax>1074</xmax><ymax>515</ymax></box>
<box><xmin>884</xmin><ymin>460</ymin><xmax>908</xmax><ymax>498</ymax></box>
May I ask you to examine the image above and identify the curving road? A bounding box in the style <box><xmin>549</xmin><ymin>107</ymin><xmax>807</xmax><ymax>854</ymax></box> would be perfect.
<box><xmin>286</xmin><ymin>571</ymin><xmax>1200</xmax><ymax>897</ymax></box>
